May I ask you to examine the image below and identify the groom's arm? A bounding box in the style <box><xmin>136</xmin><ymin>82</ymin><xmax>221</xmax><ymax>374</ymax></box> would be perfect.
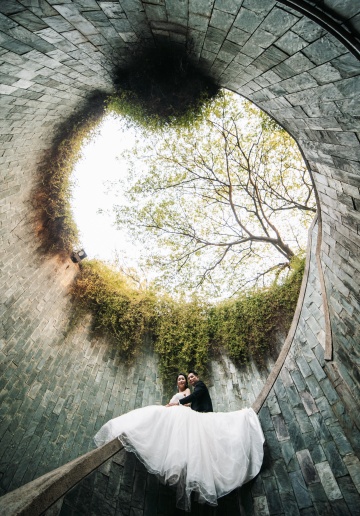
<box><xmin>179</xmin><ymin>382</ymin><xmax>206</xmax><ymax>405</ymax></box>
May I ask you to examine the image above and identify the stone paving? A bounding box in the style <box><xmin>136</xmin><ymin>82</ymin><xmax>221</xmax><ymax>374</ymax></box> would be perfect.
<box><xmin>0</xmin><ymin>0</ymin><xmax>360</xmax><ymax>514</ymax></box>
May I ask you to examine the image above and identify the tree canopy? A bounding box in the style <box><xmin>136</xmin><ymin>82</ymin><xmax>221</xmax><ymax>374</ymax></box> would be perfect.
<box><xmin>112</xmin><ymin>90</ymin><xmax>316</xmax><ymax>298</ymax></box>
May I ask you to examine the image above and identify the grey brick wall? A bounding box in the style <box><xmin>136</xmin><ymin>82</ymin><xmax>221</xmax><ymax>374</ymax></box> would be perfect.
<box><xmin>1</xmin><ymin>1</ymin><xmax>360</xmax><ymax>514</ymax></box>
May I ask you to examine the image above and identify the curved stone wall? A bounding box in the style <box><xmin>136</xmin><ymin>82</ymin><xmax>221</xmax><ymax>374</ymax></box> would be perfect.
<box><xmin>0</xmin><ymin>0</ymin><xmax>360</xmax><ymax>514</ymax></box>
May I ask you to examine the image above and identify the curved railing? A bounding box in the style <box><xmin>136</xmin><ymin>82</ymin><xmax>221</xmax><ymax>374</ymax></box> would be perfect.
<box><xmin>252</xmin><ymin>216</ymin><xmax>327</xmax><ymax>412</ymax></box>
<box><xmin>0</xmin><ymin>439</ymin><xmax>122</xmax><ymax>516</ymax></box>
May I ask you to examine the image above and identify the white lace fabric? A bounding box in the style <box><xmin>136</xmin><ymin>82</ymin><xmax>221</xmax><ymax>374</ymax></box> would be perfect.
<box><xmin>94</xmin><ymin>405</ymin><xmax>264</xmax><ymax>512</ymax></box>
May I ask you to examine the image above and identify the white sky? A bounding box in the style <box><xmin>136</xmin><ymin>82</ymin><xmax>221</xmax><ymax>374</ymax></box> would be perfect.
<box><xmin>71</xmin><ymin>114</ymin><xmax>137</xmax><ymax>263</ymax></box>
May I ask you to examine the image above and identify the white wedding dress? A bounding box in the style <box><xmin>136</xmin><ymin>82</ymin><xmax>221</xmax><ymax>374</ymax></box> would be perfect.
<box><xmin>94</xmin><ymin>395</ymin><xmax>264</xmax><ymax>512</ymax></box>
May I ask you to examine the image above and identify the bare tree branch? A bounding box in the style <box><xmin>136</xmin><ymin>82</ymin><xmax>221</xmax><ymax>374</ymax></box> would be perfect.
<box><xmin>115</xmin><ymin>91</ymin><xmax>316</xmax><ymax>296</ymax></box>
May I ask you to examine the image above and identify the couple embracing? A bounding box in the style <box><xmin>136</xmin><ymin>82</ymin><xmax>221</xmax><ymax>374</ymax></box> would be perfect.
<box><xmin>166</xmin><ymin>370</ymin><xmax>213</xmax><ymax>413</ymax></box>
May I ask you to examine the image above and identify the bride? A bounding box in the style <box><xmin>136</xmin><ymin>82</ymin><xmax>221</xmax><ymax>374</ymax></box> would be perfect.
<box><xmin>168</xmin><ymin>372</ymin><xmax>191</xmax><ymax>402</ymax></box>
<box><xmin>94</xmin><ymin>372</ymin><xmax>264</xmax><ymax>512</ymax></box>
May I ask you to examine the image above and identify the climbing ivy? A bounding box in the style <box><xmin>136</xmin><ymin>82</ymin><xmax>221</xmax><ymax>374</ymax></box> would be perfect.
<box><xmin>71</xmin><ymin>260</ymin><xmax>155</xmax><ymax>359</ymax></box>
<box><xmin>108</xmin><ymin>88</ymin><xmax>218</xmax><ymax>131</ymax></box>
<box><xmin>71</xmin><ymin>257</ymin><xmax>305</xmax><ymax>389</ymax></box>
<box><xmin>151</xmin><ymin>295</ymin><xmax>211</xmax><ymax>390</ymax></box>
<box><xmin>208</xmin><ymin>256</ymin><xmax>305</xmax><ymax>364</ymax></box>
<box><xmin>34</xmin><ymin>92</ymin><xmax>107</xmax><ymax>256</ymax></box>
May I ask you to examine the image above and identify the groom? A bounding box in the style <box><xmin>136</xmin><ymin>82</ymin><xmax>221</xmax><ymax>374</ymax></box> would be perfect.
<box><xmin>169</xmin><ymin>370</ymin><xmax>213</xmax><ymax>412</ymax></box>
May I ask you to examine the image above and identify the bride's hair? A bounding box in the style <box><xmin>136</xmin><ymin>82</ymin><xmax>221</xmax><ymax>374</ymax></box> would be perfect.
<box><xmin>176</xmin><ymin>373</ymin><xmax>188</xmax><ymax>391</ymax></box>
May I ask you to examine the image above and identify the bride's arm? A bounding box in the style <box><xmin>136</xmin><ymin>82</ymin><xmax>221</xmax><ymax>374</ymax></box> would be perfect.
<box><xmin>167</xmin><ymin>394</ymin><xmax>179</xmax><ymax>405</ymax></box>
<box><xmin>166</xmin><ymin>389</ymin><xmax>192</xmax><ymax>407</ymax></box>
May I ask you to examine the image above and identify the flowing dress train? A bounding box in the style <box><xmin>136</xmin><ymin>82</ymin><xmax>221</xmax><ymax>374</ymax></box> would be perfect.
<box><xmin>94</xmin><ymin>401</ymin><xmax>264</xmax><ymax>512</ymax></box>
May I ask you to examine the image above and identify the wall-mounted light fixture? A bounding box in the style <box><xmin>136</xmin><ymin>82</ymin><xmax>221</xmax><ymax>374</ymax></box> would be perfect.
<box><xmin>71</xmin><ymin>249</ymin><xmax>87</xmax><ymax>263</ymax></box>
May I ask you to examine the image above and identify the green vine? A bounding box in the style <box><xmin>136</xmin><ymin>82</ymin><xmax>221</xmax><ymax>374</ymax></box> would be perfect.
<box><xmin>71</xmin><ymin>260</ymin><xmax>155</xmax><ymax>359</ymax></box>
<box><xmin>71</xmin><ymin>257</ymin><xmax>305</xmax><ymax>390</ymax></box>
<box><xmin>34</xmin><ymin>92</ymin><xmax>107</xmax><ymax>257</ymax></box>
<box><xmin>151</xmin><ymin>296</ymin><xmax>211</xmax><ymax>390</ymax></box>
<box><xmin>209</xmin><ymin>256</ymin><xmax>305</xmax><ymax>364</ymax></box>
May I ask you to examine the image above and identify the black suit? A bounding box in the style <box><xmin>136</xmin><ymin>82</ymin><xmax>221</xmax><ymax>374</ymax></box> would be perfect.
<box><xmin>179</xmin><ymin>380</ymin><xmax>213</xmax><ymax>412</ymax></box>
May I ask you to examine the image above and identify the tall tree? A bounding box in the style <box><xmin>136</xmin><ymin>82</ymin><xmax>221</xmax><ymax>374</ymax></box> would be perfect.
<box><xmin>113</xmin><ymin>91</ymin><xmax>316</xmax><ymax>298</ymax></box>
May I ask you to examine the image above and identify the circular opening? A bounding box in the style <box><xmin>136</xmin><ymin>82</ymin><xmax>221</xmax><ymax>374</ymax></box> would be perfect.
<box><xmin>56</xmin><ymin>88</ymin><xmax>317</xmax><ymax>386</ymax></box>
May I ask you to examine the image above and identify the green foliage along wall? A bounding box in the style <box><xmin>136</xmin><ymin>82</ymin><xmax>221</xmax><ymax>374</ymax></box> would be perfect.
<box><xmin>34</xmin><ymin>93</ymin><xmax>107</xmax><ymax>257</ymax></box>
<box><xmin>71</xmin><ymin>257</ymin><xmax>304</xmax><ymax>391</ymax></box>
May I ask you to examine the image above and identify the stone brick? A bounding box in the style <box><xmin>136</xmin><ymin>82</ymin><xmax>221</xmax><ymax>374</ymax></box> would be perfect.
<box><xmin>315</xmin><ymin>461</ymin><xmax>343</xmax><ymax>501</ymax></box>
<box><xmin>296</xmin><ymin>449</ymin><xmax>320</xmax><ymax>485</ymax></box>
<box><xmin>259</xmin><ymin>405</ymin><xmax>275</xmax><ymax>432</ymax></box>
<box><xmin>234</xmin><ymin>7</ymin><xmax>261</xmax><ymax>33</ymax></box>
<box><xmin>253</xmin><ymin>495</ymin><xmax>271</xmax><ymax>516</ymax></box>
<box><xmin>343</xmin><ymin>454</ymin><xmax>360</xmax><ymax>493</ymax></box>
<box><xmin>292</xmin><ymin>17</ymin><xmax>325</xmax><ymax>42</ymax></box>
<box><xmin>264</xmin><ymin>430</ymin><xmax>283</xmax><ymax>461</ymax></box>
<box><xmin>272</xmin><ymin>414</ymin><xmax>290</xmax><ymax>442</ymax></box>
<box><xmin>289</xmin><ymin>470</ymin><xmax>313</xmax><ymax>509</ymax></box>
<box><xmin>263</xmin><ymin>476</ymin><xmax>283</xmax><ymax>514</ymax></box>
<box><xmin>280</xmin><ymin>440</ymin><xmax>299</xmax><ymax>472</ymax></box>
<box><xmin>209</xmin><ymin>9</ymin><xmax>234</xmax><ymax>32</ymax></box>
<box><xmin>251</xmin><ymin>473</ymin><xmax>265</xmax><ymax>497</ymax></box>
<box><xmin>273</xmin><ymin>377</ymin><xmax>287</xmax><ymax>400</ymax></box>
<box><xmin>309</xmin><ymin>413</ymin><xmax>332</xmax><ymax>444</ymax></box>
<box><xmin>242</xmin><ymin>0</ymin><xmax>275</xmax><ymax>15</ymax></box>
<box><xmin>288</xmin><ymin>420</ymin><xmax>307</xmax><ymax>453</ymax></box>
<box><xmin>299</xmin><ymin>391</ymin><xmax>319</xmax><ymax>416</ymax></box>
<box><xmin>313</xmin><ymin>344</ymin><xmax>325</xmax><ymax>367</ymax></box>
<box><xmin>322</xmin><ymin>440</ymin><xmax>348</xmax><ymax>478</ymax></box>
<box><xmin>315</xmin><ymin>396</ymin><xmax>336</xmax><ymax>424</ymax></box>
<box><xmin>295</xmin><ymin>356</ymin><xmax>312</xmax><ymax>378</ymax></box>
<box><xmin>260</xmin><ymin>6</ymin><xmax>298</xmax><ymax>37</ymax></box>
<box><xmin>330</xmin><ymin>498</ymin><xmax>353</xmax><ymax>516</ymax></box>
<box><xmin>337</xmin><ymin>475</ymin><xmax>360</xmax><ymax>514</ymax></box>
<box><xmin>308</xmin><ymin>359</ymin><xmax>326</xmax><ymax>382</ymax></box>
<box><xmin>305</xmin><ymin>375</ymin><xmax>324</xmax><ymax>400</ymax></box>
<box><xmin>290</xmin><ymin>370</ymin><xmax>306</xmax><ymax>392</ymax></box>
<box><xmin>10</xmin><ymin>11</ymin><xmax>48</xmax><ymax>32</ymax></box>
<box><xmin>308</xmin><ymin>482</ymin><xmax>333</xmax><ymax>515</ymax></box>
<box><xmin>286</xmin><ymin>384</ymin><xmax>301</xmax><ymax>408</ymax></box>
<box><xmin>302</xmin><ymin>432</ymin><xmax>326</xmax><ymax>465</ymax></box>
<box><xmin>319</xmin><ymin>378</ymin><xmax>339</xmax><ymax>405</ymax></box>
